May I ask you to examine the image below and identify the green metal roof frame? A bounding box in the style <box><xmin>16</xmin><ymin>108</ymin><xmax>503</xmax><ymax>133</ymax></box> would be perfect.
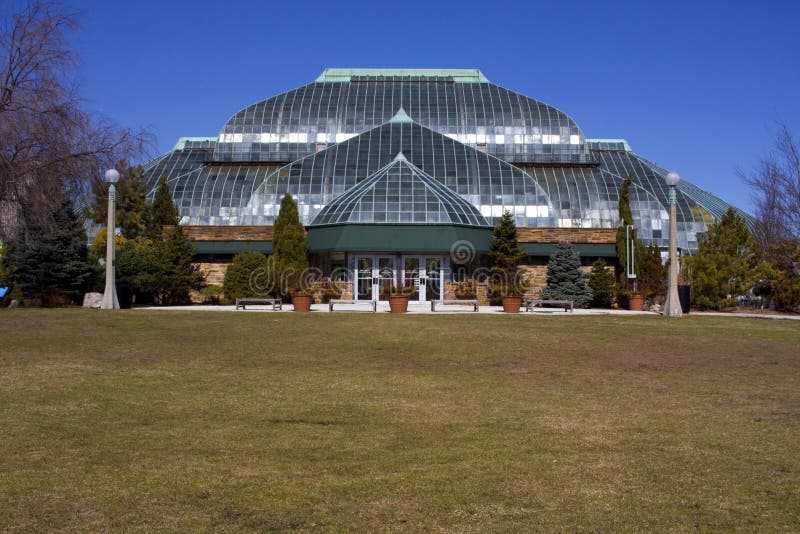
<box><xmin>172</xmin><ymin>137</ymin><xmax>218</xmax><ymax>151</ymax></box>
<box><xmin>315</xmin><ymin>68</ymin><xmax>490</xmax><ymax>83</ymax></box>
<box><xmin>586</xmin><ymin>138</ymin><xmax>633</xmax><ymax>152</ymax></box>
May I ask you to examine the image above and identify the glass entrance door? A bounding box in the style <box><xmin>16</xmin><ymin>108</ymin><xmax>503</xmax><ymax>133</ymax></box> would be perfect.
<box><xmin>400</xmin><ymin>255</ymin><xmax>450</xmax><ymax>303</ymax></box>
<box><xmin>355</xmin><ymin>257</ymin><xmax>373</xmax><ymax>301</ymax></box>
<box><xmin>352</xmin><ymin>254</ymin><xmax>448</xmax><ymax>303</ymax></box>
<box><xmin>425</xmin><ymin>257</ymin><xmax>443</xmax><ymax>302</ymax></box>
<box><xmin>403</xmin><ymin>257</ymin><xmax>421</xmax><ymax>302</ymax></box>
<box><xmin>353</xmin><ymin>255</ymin><xmax>396</xmax><ymax>302</ymax></box>
<box><xmin>376</xmin><ymin>256</ymin><xmax>395</xmax><ymax>301</ymax></box>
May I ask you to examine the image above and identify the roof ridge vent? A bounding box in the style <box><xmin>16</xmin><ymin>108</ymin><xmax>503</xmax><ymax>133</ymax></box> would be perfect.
<box><xmin>389</xmin><ymin>107</ymin><xmax>414</xmax><ymax>124</ymax></box>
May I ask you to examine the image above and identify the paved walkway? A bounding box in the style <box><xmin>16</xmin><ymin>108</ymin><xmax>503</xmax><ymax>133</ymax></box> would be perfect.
<box><xmin>135</xmin><ymin>304</ymin><xmax>800</xmax><ymax>320</ymax></box>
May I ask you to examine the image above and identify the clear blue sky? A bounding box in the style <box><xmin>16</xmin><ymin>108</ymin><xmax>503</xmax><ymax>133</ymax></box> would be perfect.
<box><xmin>63</xmin><ymin>0</ymin><xmax>799</xmax><ymax>213</ymax></box>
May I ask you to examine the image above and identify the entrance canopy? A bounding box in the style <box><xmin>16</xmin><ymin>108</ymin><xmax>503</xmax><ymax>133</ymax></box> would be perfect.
<box><xmin>307</xmin><ymin>224</ymin><xmax>490</xmax><ymax>253</ymax></box>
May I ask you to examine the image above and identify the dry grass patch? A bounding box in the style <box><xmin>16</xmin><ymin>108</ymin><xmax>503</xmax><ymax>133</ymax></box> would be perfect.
<box><xmin>0</xmin><ymin>309</ymin><xmax>799</xmax><ymax>531</ymax></box>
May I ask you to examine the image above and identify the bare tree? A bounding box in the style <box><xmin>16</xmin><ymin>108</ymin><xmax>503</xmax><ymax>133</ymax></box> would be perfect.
<box><xmin>0</xmin><ymin>1</ymin><xmax>149</xmax><ymax>241</ymax></box>
<box><xmin>740</xmin><ymin>123</ymin><xmax>800</xmax><ymax>250</ymax></box>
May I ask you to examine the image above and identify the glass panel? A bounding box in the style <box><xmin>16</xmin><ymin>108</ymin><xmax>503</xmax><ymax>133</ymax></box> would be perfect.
<box><xmin>356</xmin><ymin>257</ymin><xmax>372</xmax><ymax>301</ymax></box>
<box><xmin>404</xmin><ymin>257</ymin><xmax>420</xmax><ymax>301</ymax></box>
<box><xmin>377</xmin><ymin>257</ymin><xmax>395</xmax><ymax>301</ymax></box>
<box><xmin>425</xmin><ymin>258</ymin><xmax>442</xmax><ymax>301</ymax></box>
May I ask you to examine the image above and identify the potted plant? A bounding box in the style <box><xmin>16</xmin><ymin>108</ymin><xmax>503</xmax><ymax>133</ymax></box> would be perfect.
<box><xmin>272</xmin><ymin>193</ymin><xmax>311</xmax><ymax>312</ymax></box>
<box><xmin>388</xmin><ymin>266</ymin><xmax>413</xmax><ymax>313</ymax></box>
<box><xmin>628</xmin><ymin>292</ymin><xmax>645</xmax><ymax>311</ymax></box>
<box><xmin>488</xmin><ymin>211</ymin><xmax>528</xmax><ymax>313</ymax></box>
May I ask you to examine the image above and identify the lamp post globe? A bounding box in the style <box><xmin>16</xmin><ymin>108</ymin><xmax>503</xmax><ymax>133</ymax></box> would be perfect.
<box><xmin>100</xmin><ymin>168</ymin><xmax>120</xmax><ymax>310</ymax></box>
<box><xmin>665</xmin><ymin>171</ymin><xmax>681</xmax><ymax>187</ymax></box>
<box><xmin>105</xmin><ymin>168</ymin><xmax>120</xmax><ymax>184</ymax></box>
<box><xmin>663</xmin><ymin>171</ymin><xmax>682</xmax><ymax>317</ymax></box>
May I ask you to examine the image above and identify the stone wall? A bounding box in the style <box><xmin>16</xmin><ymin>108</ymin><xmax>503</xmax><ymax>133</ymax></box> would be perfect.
<box><xmin>177</xmin><ymin>226</ymin><xmax>276</xmax><ymax>241</ymax></box>
<box><xmin>517</xmin><ymin>227</ymin><xmax>617</xmax><ymax>244</ymax></box>
<box><xmin>195</xmin><ymin>262</ymin><xmax>229</xmax><ymax>286</ymax></box>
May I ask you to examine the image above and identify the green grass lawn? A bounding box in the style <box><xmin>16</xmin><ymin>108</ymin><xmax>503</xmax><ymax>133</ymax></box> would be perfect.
<box><xmin>1</xmin><ymin>309</ymin><xmax>799</xmax><ymax>531</ymax></box>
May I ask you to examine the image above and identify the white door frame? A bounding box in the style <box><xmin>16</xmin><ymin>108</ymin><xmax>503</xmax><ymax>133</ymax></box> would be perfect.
<box><xmin>351</xmin><ymin>254</ymin><xmax>396</xmax><ymax>302</ymax></box>
<box><xmin>350</xmin><ymin>254</ymin><xmax>450</xmax><ymax>303</ymax></box>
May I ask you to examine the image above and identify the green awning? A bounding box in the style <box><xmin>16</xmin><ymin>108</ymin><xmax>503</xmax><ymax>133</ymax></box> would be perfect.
<box><xmin>193</xmin><ymin>241</ymin><xmax>272</xmax><ymax>255</ymax></box>
<box><xmin>521</xmin><ymin>243</ymin><xmax>616</xmax><ymax>257</ymax></box>
<box><xmin>307</xmin><ymin>224</ymin><xmax>491</xmax><ymax>253</ymax></box>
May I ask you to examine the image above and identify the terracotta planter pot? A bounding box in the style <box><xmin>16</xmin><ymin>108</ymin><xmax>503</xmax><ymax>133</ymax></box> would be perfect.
<box><xmin>628</xmin><ymin>293</ymin><xmax>644</xmax><ymax>311</ymax></box>
<box><xmin>291</xmin><ymin>292</ymin><xmax>312</xmax><ymax>312</ymax></box>
<box><xmin>502</xmin><ymin>295</ymin><xmax>523</xmax><ymax>313</ymax></box>
<box><xmin>388</xmin><ymin>294</ymin><xmax>409</xmax><ymax>313</ymax></box>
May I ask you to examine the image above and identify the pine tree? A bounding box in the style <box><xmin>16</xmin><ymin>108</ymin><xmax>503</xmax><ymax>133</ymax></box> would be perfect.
<box><xmin>272</xmin><ymin>194</ymin><xmax>308</xmax><ymax>293</ymax></box>
<box><xmin>136</xmin><ymin>227</ymin><xmax>204</xmax><ymax>305</ymax></box>
<box><xmin>488</xmin><ymin>210</ymin><xmax>527</xmax><ymax>295</ymax></box>
<box><xmin>147</xmin><ymin>175</ymin><xmax>179</xmax><ymax>239</ymax></box>
<box><xmin>540</xmin><ymin>241</ymin><xmax>592</xmax><ymax>307</ymax></box>
<box><xmin>5</xmin><ymin>188</ymin><xmax>92</xmax><ymax>303</ymax></box>
<box><xmin>688</xmin><ymin>208</ymin><xmax>757</xmax><ymax>309</ymax></box>
<box><xmin>639</xmin><ymin>244</ymin><xmax>666</xmax><ymax>299</ymax></box>
<box><xmin>87</xmin><ymin>162</ymin><xmax>149</xmax><ymax>239</ymax></box>
<box><xmin>588</xmin><ymin>258</ymin><xmax>616</xmax><ymax>308</ymax></box>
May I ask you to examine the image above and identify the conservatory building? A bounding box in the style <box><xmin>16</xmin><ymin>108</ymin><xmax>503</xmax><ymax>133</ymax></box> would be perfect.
<box><xmin>142</xmin><ymin>68</ymin><xmax>750</xmax><ymax>302</ymax></box>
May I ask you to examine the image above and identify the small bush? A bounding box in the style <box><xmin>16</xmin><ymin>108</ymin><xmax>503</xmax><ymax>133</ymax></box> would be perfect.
<box><xmin>201</xmin><ymin>285</ymin><xmax>224</xmax><ymax>305</ymax></box>
<box><xmin>223</xmin><ymin>251</ymin><xmax>273</xmax><ymax>300</ymax></box>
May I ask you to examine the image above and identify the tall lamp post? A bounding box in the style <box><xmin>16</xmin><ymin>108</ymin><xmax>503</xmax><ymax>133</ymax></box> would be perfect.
<box><xmin>663</xmin><ymin>171</ymin><xmax>682</xmax><ymax>317</ymax></box>
<box><xmin>100</xmin><ymin>168</ymin><xmax>120</xmax><ymax>310</ymax></box>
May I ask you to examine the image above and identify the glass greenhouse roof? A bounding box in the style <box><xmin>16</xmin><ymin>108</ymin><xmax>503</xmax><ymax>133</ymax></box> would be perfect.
<box><xmin>311</xmin><ymin>153</ymin><xmax>488</xmax><ymax>227</ymax></box>
<box><xmin>141</xmin><ymin>70</ymin><xmax>751</xmax><ymax>253</ymax></box>
<box><xmin>244</xmin><ymin>113</ymin><xmax>553</xmax><ymax>227</ymax></box>
<box><xmin>214</xmin><ymin>73</ymin><xmax>589</xmax><ymax>164</ymax></box>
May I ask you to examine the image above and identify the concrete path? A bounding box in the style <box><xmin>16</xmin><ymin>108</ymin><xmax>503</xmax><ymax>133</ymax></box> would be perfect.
<box><xmin>135</xmin><ymin>304</ymin><xmax>800</xmax><ymax>320</ymax></box>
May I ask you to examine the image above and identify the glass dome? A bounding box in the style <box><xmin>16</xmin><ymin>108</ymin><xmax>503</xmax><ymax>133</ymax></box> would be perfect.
<box><xmin>311</xmin><ymin>152</ymin><xmax>489</xmax><ymax>227</ymax></box>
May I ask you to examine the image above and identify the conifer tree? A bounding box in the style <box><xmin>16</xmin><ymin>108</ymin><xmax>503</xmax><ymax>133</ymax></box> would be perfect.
<box><xmin>540</xmin><ymin>241</ymin><xmax>592</xmax><ymax>307</ymax></box>
<box><xmin>588</xmin><ymin>258</ymin><xmax>616</xmax><ymax>308</ymax></box>
<box><xmin>147</xmin><ymin>175</ymin><xmax>179</xmax><ymax>238</ymax></box>
<box><xmin>688</xmin><ymin>208</ymin><xmax>757</xmax><ymax>309</ymax></box>
<box><xmin>136</xmin><ymin>226</ymin><xmax>204</xmax><ymax>305</ymax></box>
<box><xmin>639</xmin><ymin>244</ymin><xmax>666</xmax><ymax>299</ymax></box>
<box><xmin>5</xmin><ymin>188</ymin><xmax>92</xmax><ymax>303</ymax></box>
<box><xmin>488</xmin><ymin>211</ymin><xmax>527</xmax><ymax>295</ymax></box>
<box><xmin>272</xmin><ymin>194</ymin><xmax>308</xmax><ymax>293</ymax></box>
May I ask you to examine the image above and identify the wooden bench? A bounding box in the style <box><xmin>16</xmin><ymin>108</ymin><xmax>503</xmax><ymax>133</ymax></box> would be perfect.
<box><xmin>329</xmin><ymin>299</ymin><xmax>377</xmax><ymax>312</ymax></box>
<box><xmin>235</xmin><ymin>297</ymin><xmax>282</xmax><ymax>311</ymax></box>
<box><xmin>430</xmin><ymin>299</ymin><xmax>479</xmax><ymax>312</ymax></box>
<box><xmin>525</xmin><ymin>299</ymin><xmax>573</xmax><ymax>312</ymax></box>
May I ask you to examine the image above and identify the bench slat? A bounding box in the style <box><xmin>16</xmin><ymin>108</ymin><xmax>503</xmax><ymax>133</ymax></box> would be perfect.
<box><xmin>431</xmin><ymin>299</ymin><xmax>479</xmax><ymax>312</ymax></box>
<box><xmin>329</xmin><ymin>300</ymin><xmax>377</xmax><ymax>312</ymax></box>
<box><xmin>235</xmin><ymin>298</ymin><xmax>282</xmax><ymax>311</ymax></box>
<box><xmin>525</xmin><ymin>299</ymin><xmax>573</xmax><ymax>312</ymax></box>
